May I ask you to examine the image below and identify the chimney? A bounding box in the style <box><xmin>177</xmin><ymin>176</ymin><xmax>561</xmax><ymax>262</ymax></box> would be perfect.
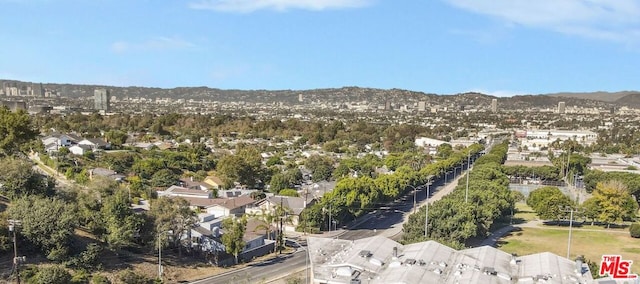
<box><xmin>393</xmin><ymin>247</ymin><xmax>398</xmax><ymax>258</ymax></box>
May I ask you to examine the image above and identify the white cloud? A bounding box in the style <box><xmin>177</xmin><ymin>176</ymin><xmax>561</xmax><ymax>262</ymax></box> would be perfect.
<box><xmin>445</xmin><ymin>0</ymin><xmax>640</xmax><ymax>42</ymax></box>
<box><xmin>189</xmin><ymin>0</ymin><xmax>372</xmax><ymax>13</ymax></box>
<box><xmin>110</xmin><ymin>37</ymin><xmax>195</xmax><ymax>53</ymax></box>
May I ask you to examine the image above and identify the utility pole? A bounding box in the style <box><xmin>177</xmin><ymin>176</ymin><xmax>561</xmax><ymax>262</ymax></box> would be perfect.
<box><xmin>279</xmin><ymin>197</ymin><xmax>284</xmax><ymax>254</ymax></box>
<box><xmin>157</xmin><ymin>231</ymin><xmax>169</xmax><ymax>281</ymax></box>
<box><xmin>9</xmin><ymin>219</ymin><xmax>22</xmax><ymax>284</ymax></box>
<box><xmin>560</xmin><ymin>207</ymin><xmax>582</xmax><ymax>259</ymax></box>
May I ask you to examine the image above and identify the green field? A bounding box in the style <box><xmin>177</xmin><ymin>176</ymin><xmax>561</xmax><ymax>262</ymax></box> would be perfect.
<box><xmin>498</xmin><ymin>227</ymin><xmax>640</xmax><ymax>274</ymax></box>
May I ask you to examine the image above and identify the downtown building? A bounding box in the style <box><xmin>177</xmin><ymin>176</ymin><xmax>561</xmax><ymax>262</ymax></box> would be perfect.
<box><xmin>94</xmin><ymin>88</ymin><xmax>110</xmax><ymax>112</ymax></box>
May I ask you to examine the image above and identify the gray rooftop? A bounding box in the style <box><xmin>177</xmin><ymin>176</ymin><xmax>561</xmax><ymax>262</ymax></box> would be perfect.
<box><xmin>307</xmin><ymin>236</ymin><xmax>594</xmax><ymax>284</ymax></box>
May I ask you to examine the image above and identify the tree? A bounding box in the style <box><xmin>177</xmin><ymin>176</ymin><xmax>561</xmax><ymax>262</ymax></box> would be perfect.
<box><xmin>269</xmin><ymin>173</ymin><xmax>289</xmax><ymax>194</ymax></box>
<box><xmin>279</xmin><ymin>188</ymin><xmax>299</xmax><ymax>197</ymax></box>
<box><xmin>217</xmin><ymin>146</ymin><xmax>264</xmax><ymax>188</ymax></box>
<box><xmin>151</xmin><ymin>197</ymin><xmax>197</xmax><ymax>255</ymax></box>
<box><xmin>0</xmin><ymin>157</ymin><xmax>55</xmax><ymax>198</ymax></box>
<box><xmin>527</xmin><ymin>186</ymin><xmax>573</xmax><ymax>220</ymax></box>
<box><xmin>581</xmin><ymin>197</ymin><xmax>601</xmax><ymax>225</ymax></box>
<box><xmin>591</xmin><ymin>180</ymin><xmax>638</xmax><ymax>228</ymax></box>
<box><xmin>104</xmin><ymin>129</ymin><xmax>128</xmax><ymax>147</ymax></box>
<box><xmin>0</xmin><ymin>107</ymin><xmax>38</xmax><ymax>155</ymax></box>
<box><xmin>436</xmin><ymin>143</ymin><xmax>453</xmax><ymax>159</ymax></box>
<box><xmin>222</xmin><ymin>216</ymin><xmax>247</xmax><ymax>264</ymax></box>
<box><xmin>8</xmin><ymin>196</ymin><xmax>78</xmax><ymax>261</ymax></box>
<box><xmin>305</xmin><ymin>154</ymin><xmax>334</xmax><ymax>182</ymax></box>
<box><xmin>150</xmin><ymin>168</ymin><xmax>179</xmax><ymax>187</ymax></box>
<box><xmin>251</xmin><ymin>208</ymin><xmax>276</xmax><ymax>243</ymax></box>
<box><xmin>101</xmin><ymin>190</ymin><xmax>145</xmax><ymax>252</ymax></box>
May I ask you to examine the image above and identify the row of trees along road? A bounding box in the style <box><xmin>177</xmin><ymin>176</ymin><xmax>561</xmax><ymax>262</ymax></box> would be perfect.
<box><xmin>297</xmin><ymin>143</ymin><xmax>485</xmax><ymax>233</ymax></box>
<box><xmin>402</xmin><ymin>141</ymin><xmax>513</xmax><ymax>249</ymax></box>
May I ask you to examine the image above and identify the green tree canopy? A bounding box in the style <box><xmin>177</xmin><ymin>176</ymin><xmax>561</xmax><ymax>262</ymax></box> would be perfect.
<box><xmin>151</xmin><ymin>197</ymin><xmax>197</xmax><ymax>252</ymax></box>
<box><xmin>0</xmin><ymin>157</ymin><xmax>55</xmax><ymax>199</ymax></box>
<box><xmin>222</xmin><ymin>216</ymin><xmax>247</xmax><ymax>264</ymax></box>
<box><xmin>0</xmin><ymin>107</ymin><xmax>38</xmax><ymax>155</ymax></box>
<box><xmin>590</xmin><ymin>180</ymin><xmax>639</xmax><ymax>227</ymax></box>
<box><xmin>527</xmin><ymin>186</ymin><xmax>574</xmax><ymax>220</ymax></box>
<box><xmin>8</xmin><ymin>196</ymin><xmax>79</xmax><ymax>260</ymax></box>
<box><xmin>305</xmin><ymin>154</ymin><xmax>335</xmax><ymax>182</ymax></box>
<box><xmin>279</xmin><ymin>188</ymin><xmax>299</xmax><ymax>197</ymax></box>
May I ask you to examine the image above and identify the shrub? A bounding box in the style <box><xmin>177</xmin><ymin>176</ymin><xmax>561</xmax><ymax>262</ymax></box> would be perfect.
<box><xmin>91</xmin><ymin>274</ymin><xmax>111</xmax><ymax>284</ymax></box>
<box><xmin>630</xmin><ymin>223</ymin><xmax>640</xmax><ymax>238</ymax></box>
<box><xmin>33</xmin><ymin>265</ymin><xmax>72</xmax><ymax>284</ymax></box>
<box><xmin>117</xmin><ymin>270</ymin><xmax>153</xmax><ymax>284</ymax></box>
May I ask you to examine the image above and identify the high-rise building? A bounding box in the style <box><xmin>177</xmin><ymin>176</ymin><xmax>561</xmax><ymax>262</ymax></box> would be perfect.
<box><xmin>558</xmin><ymin>101</ymin><xmax>566</xmax><ymax>114</ymax></box>
<box><xmin>417</xmin><ymin>101</ymin><xmax>426</xmax><ymax>112</ymax></box>
<box><xmin>491</xmin><ymin>99</ymin><xmax>497</xmax><ymax>113</ymax></box>
<box><xmin>94</xmin><ymin>89</ymin><xmax>110</xmax><ymax>111</ymax></box>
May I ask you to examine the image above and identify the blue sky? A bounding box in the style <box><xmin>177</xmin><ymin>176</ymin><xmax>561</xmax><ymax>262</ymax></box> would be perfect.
<box><xmin>1</xmin><ymin>0</ymin><xmax>639</xmax><ymax>96</ymax></box>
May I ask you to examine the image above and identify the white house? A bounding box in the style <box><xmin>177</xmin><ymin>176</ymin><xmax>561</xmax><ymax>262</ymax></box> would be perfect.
<box><xmin>69</xmin><ymin>145</ymin><xmax>91</xmax><ymax>155</ymax></box>
<box><xmin>158</xmin><ymin>185</ymin><xmax>212</xmax><ymax>199</ymax></box>
<box><xmin>78</xmin><ymin>138</ymin><xmax>111</xmax><ymax>150</ymax></box>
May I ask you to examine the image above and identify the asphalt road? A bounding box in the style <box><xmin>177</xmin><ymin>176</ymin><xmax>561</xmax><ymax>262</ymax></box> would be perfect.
<box><xmin>337</xmin><ymin>172</ymin><xmax>466</xmax><ymax>241</ymax></box>
<box><xmin>190</xmin><ymin>250</ymin><xmax>308</xmax><ymax>284</ymax></box>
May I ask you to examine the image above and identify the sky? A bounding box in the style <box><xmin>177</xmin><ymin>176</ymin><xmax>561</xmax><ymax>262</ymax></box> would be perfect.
<box><xmin>1</xmin><ymin>0</ymin><xmax>639</xmax><ymax>96</ymax></box>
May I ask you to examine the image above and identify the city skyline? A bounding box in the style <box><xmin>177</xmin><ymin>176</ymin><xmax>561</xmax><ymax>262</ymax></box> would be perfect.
<box><xmin>1</xmin><ymin>1</ymin><xmax>639</xmax><ymax>96</ymax></box>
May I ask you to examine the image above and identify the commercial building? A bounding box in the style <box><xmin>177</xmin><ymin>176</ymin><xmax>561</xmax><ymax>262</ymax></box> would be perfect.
<box><xmin>491</xmin><ymin>98</ymin><xmax>497</xmax><ymax>113</ymax></box>
<box><xmin>558</xmin><ymin>102</ymin><xmax>566</xmax><ymax>114</ymax></box>
<box><xmin>94</xmin><ymin>88</ymin><xmax>110</xmax><ymax>111</ymax></box>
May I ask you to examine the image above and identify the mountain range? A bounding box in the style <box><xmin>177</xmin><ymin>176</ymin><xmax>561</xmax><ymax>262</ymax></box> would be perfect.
<box><xmin>2</xmin><ymin>79</ymin><xmax>639</xmax><ymax>109</ymax></box>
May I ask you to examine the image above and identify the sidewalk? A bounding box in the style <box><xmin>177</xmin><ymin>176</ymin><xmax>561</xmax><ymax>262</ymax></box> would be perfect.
<box><xmin>28</xmin><ymin>152</ymin><xmax>75</xmax><ymax>188</ymax></box>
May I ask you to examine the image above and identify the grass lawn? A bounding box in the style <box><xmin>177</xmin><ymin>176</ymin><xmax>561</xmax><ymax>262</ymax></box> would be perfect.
<box><xmin>513</xmin><ymin>202</ymin><xmax>537</xmax><ymax>222</ymax></box>
<box><xmin>498</xmin><ymin>227</ymin><xmax>640</xmax><ymax>274</ymax></box>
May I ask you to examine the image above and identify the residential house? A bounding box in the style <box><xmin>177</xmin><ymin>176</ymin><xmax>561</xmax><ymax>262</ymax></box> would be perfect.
<box><xmin>69</xmin><ymin>144</ymin><xmax>92</xmax><ymax>155</ymax></box>
<box><xmin>246</xmin><ymin>195</ymin><xmax>314</xmax><ymax>231</ymax></box>
<box><xmin>218</xmin><ymin>189</ymin><xmax>258</xmax><ymax>199</ymax></box>
<box><xmin>178</xmin><ymin>177</ymin><xmax>210</xmax><ymax>191</ymax></box>
<box><xmin>159</xmin><ymin>185</ymin><xmax>213</xmax><ymax>199</ymax></box>
<box><xmin>203</xmin><ymin>175</ymin><xmax>224</xmax><ymax>190</ymax></box>
<box><xmin>78</xmin><ymin>138</ymin><xmax>111</xmax><ymax>151</ymax></box>
<box><xmin>41</xmin><ymin>133</ymin><xmax>83</xmax><ymax>154</ymax></box>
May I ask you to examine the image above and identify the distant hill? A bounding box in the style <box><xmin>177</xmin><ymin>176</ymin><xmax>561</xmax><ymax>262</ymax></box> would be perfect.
<box><xmin>1</xmin><ymin>79</ymin><xmax>638</xmax><ymax>110</ymax></box>
<box><xmin>546</xmin><ymin>91</ymin><xmax>639</xmax><ymax>103</ymax></box>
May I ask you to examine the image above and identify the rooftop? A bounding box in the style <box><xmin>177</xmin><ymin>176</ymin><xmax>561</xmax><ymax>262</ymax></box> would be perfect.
<box><xmin>307</xmin><ymin>236</ymin><xmax>593</xmax><ymax>284</ymax></box>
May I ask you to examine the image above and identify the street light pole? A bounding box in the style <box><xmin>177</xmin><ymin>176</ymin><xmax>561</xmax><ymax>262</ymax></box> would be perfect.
<box><xmin>465</xmin><ymin>151</ymin><xmax>471</xmax><ymax>203</ymax></box>
<box><xmin>408</xmin><ymin>185</ymin><xmax>417</xmax><ymax>214</ymax></box>
<box><xmin>425</xmin><ymin>183</ymin><xmax>430</xmax><ymax>238</ymax></box>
